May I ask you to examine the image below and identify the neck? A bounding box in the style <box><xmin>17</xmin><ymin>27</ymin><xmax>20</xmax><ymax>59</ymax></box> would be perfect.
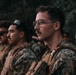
<box><xmin>45</xmin><ymin>32</ymin><xmax>63</xmax><ymax>51</ymax></box>
<box><xmin>15</xmin><ymin>39</ymin><xmax>26</xmax><ymax>47</ymax></box>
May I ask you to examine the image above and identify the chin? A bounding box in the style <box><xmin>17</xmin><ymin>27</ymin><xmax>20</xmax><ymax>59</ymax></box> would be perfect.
<box><xmin>38</xmin><ymin>37</ymin><xmax>44</xmax><ymax>41</ymax></box>
<box><xmin>9</xmin><ymin>42</ymin><xmax>12</xmax><ymax>45</ymax></box>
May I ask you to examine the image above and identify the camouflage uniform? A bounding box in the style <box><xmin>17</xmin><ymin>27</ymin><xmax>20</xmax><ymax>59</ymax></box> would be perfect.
<box><xmin>50</xmin><ymin>40</ymin><xmax>76</xmax><ymax>75</ymax></box>
<box><xmin>26</xmin><ymin>40</ymin><xmax>76</xmax><ymax>75</ymax></box>
<box><xmin>0</xmin><ymin>44</ymin><xmax>13</xmax><ymax>73</ymax></box>
<box><xmin>30</xmin><ymin>40</ymin><xmax>46</xmax><ymax>61</ymax></box>
<box><xmin>0</xmin><ymin>42</ymin><xmax>37</xmax><ymax>75</ymax></box>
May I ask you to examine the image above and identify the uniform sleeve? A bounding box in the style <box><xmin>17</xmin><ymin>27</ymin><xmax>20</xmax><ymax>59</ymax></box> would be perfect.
<box><xmin>51</xmin><ymin>49</ymin><xmax>76</xmax><ymax>75</ymax></box>
<box><xmin>12</xmin><ymin>48</ymin><xmax>36</xmax><ymax>75</ymax></box>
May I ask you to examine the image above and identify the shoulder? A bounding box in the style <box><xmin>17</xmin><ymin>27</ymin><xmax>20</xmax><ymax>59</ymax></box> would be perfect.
<box><xmin>57</xmin><ymin>48</ymin><xmax>76</xmax><ymax>60</ymax></box>
<box><xmin>17</xmin><ymin>48</ymin><xmax>36</xmax><ymax>59</ymax></box>
<box><xmin>12</xmin><ymin>48</ymin><xmax>36</xmax><ymax>68</ymax></box>
<box><xmin>57</xmin><ymin>40</ymin><xmax>76</xmax><ymax>60</ymax></box>
<box><xmin>51</xmin><ymin>48</ymin><xmax>76</xmax><ymax>74</ymax></box>
<box><xmin>51</xmin><ymin>40</ymin><xmax>76</xmax><ymax>74</ymax></box>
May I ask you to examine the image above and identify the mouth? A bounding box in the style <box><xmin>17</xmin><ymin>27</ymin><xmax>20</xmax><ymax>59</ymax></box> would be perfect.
<box><xmin>8</xmin><ymin>38</ymin><xmax>11</xmax><ymax>41</ymax></box>
<box><xmin>36</xmin><ymin>31</ymin><xmax>41</xmax><ymax>36</ymax></box>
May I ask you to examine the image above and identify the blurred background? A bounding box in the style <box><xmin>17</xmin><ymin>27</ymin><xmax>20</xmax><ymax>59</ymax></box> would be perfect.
<box><xmin>0</xmin><ymin>0</ymin><xmax>76</xmax><ymax>43</ymax></box>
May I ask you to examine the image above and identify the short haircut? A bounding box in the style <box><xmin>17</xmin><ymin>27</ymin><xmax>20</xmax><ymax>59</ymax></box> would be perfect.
<box><xmin>11</xmin><ymin>20</ymin><xmax>32</xmax><ymax>42</ymax></box>
<box><xmin>0</xmin><ymin>21</ymin><xmax>11</xmax><ymax>28</ymax></box>
<box><xmin>36</xmin><ymin>5</ymin><xmax>65</xmax><ymax>33</ymax></box>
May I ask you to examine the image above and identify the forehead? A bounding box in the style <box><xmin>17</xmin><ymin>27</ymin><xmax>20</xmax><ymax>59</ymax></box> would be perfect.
<box><xmin>8</xmin><ymin>25</ymin><xmax>17</xmax><ymax>30</ymax></box>
<box><xmin>36</xmin><ymin>12</ymin><xmax>50</xmax><ymax>21</ymax></box>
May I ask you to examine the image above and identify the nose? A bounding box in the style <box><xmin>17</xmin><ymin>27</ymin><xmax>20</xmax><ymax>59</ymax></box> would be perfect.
<box><xmin>34</xmin><ymin>23</ymin><xmax>40</xmax><ymax>30</ymax></box>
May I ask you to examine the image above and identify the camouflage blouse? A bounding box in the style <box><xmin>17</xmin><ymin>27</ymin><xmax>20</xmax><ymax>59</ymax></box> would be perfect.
<box><xmin>50</xmin><ymin>40</ymin><xmax>76</xmax><ymax>75</ymax></box>
<box><xmin>26</xmin><ymin>40</ymin><xmax>76</xmax><ymax>75</ymax></box>
<box><xmin>0</xmin><ymin>42</ymin><xmax>37</xmax><ymax>75</ymax></box>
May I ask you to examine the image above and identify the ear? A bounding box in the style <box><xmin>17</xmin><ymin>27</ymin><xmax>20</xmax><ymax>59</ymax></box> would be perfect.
<box><xmin>19</xmin><ymin>31</ymin><xmax>24</xmax><ymax>38</ymax></box>
<box><xmin>54</xmin><ymin>21</ymin><xmax>60</xmax><ymax>30</ymax></box>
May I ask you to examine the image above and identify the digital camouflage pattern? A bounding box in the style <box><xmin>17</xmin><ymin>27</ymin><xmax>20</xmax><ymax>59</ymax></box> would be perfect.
<box><xmin>26</xmin><ymin>40</ymin><xmax>76</xmax><ymax>75</ymax></box>
<box><xmin>30</xmin><ymin>40</ymin><xmax>45</xmax><ymax>61</ymax></box>
<box><xmin>50</xmin><ymin>40</ymin><xmax>76</xmax><ymax>75</ymax></box>
<box><xmin>0</xmin><ymin>42</ymin><xmax>37</xmax><ymax>75</ymax></box>
<box><xmin>0</xmin><ymin>45</ymin><xmax>13</xmax><ymax>73</ymax></box>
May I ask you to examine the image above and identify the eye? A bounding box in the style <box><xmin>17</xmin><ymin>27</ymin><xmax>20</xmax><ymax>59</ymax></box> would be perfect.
<box><xmin>38</xmin><ymin>20</ymin><xmax>45</xmax><ymax>25</ymax></box>
<box><xmin>33</xmin><ymin>19</ymin><xmax>47</xmax><ymax>27</ymax></box>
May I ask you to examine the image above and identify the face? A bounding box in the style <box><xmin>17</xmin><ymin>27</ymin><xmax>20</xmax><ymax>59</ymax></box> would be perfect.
<box><xmin>7</xmin><ymin>25</ymin><xmax>21</xmax><ymax>46</ymax></box>
<box><xmin>34</xmin><ymin>12</ymin><xmax>56</xmax><ymax>42</ymax></box>
<box><xmin>0</xmin><ymin>28</ymin><xmax>8</xmax><ymax>44</ymax></box>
